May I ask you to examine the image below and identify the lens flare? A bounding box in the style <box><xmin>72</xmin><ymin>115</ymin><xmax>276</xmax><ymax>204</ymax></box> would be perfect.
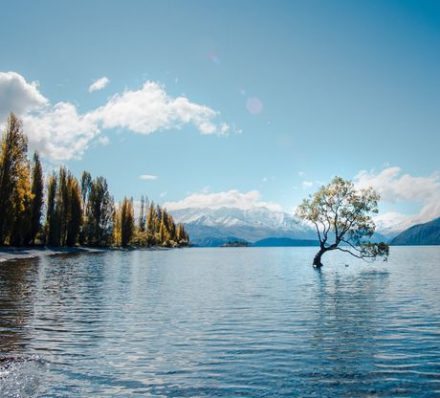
<box><xmin>246</xmin><ymin>97</ymin><xmax>263</xmax><ymax>115</ymax></box>
<box><xmin>208</xmin><ymin>52</ymin><xmax>220</xmax><ymax>64</ymax></box>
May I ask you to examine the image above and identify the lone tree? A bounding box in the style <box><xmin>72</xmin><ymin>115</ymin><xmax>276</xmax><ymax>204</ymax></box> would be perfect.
<box><xmin>296</xmin><ymin>177</ymin><xmax>389</xmax><ymax>268</ymax></box>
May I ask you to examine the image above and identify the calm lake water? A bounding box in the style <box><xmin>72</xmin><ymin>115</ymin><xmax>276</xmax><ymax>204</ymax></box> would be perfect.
<box><xmin>0</xmin><ymin>247</ymin><xmax>439</xmax><ymax>397</ymax></box>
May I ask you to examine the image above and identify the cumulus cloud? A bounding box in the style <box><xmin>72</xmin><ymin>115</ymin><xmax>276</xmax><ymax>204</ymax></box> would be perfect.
<box><xmin>355</xmin><ymin>166</ymin><xmax>440</xmax><ymax>203</ymax></box>
<box><xmin>88</xmin><ymin>76</ymin><xmax>109</xmax><ymax>92</ymax></box>
<box><xmin>0</xmin><ymin>71</ymin><xmax>48</xmax><ymax>120</ymax></box>
<box><xmin>91</xmin><ymin>82</ymin><xmax>230</xmax><ymax>135</ymax></box>
<box><xmin>163</xmin><ymin>189</ymin><xmax>283</xmax><ymax>212</ymax></box>
<box><xmin>139</xmin><ymin>174</ymin><xmax>158</xmax><ymax>181</ymax></box>
<box><xmin>0</xmin><ymin>72</ymin><xmax>230</xmax><ymax>161</ymax></box>
<box><xmin>22</xmin><ymin>102</ymin><xmax>99</xmax><ymax>160</ymax></box>
<box><xmin>354</xmin><ymin>167</ymin><xmax>440</xmax><ymax>233</ymax></box>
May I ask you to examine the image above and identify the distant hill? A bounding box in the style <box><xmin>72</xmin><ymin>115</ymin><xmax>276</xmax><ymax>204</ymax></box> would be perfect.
<box><xmin>190</xmin><ymin>236</ymin><xmax>246</xmax><ymax>247</ymax></box>
<box><xmin>253</xmin><ymin>237</ymin><xmax>319</xmax><ymax>247</ymax></box>
<box><xmin>391</xmin><ymin>217</ymin><xmax>440</xmax><ymax>246</ymax></box>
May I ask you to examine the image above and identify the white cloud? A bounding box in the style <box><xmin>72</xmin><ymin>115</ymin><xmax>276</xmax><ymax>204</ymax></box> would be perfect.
<box><xmin>97</xmin><ymin>135</ymin><xmax>110</xmax><ymax>146</ymax></box>
<box><xmin>0</xmin><ymin>71</ymin><xmax>48</xmax><ymax>120</ymax></box>
<box><xmin>91</xmin><ymin>81</ymin><xmax>229</xmax><ymax>135</ymax></box>
<box><xmin>302</xmin><ymin>180</ymin><xmax>314</xmax><ymax>188</ymax></box>
<box><xmin>355</xmin><ymin>166</ymin><xmax>440</xmax><ymax>203</ymax></box>
<box><xmin>22</xmin><ymin>102</ymin><xmax>99</xmax><ymax>160</ymax></box>
<box><xmin>355</xmin><ymin>167</ymin><xmax>440</xmax><ymax>232</ymax></box>
<box><xmin>139</xmin><ymin>174</ymin><xmax>158</xmax><ymax>181</ymax></box>
<box><xmin>163</xmin><ymin>189</ymin><xmax>283</xmax><ymax>212</ymax></box>
<box><xmin>88</xmin><ymin>76</ymin><xmax>109</xmax><ymax>93</ymax></box>
<box><xmin>0</xmin><ymin>72</ymin><xmax>230</xmax><ymax>161</ymax></box>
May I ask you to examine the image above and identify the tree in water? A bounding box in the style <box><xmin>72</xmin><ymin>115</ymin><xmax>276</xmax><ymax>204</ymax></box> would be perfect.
<box><xmin>296</xmin><ymin>176</ymin><xmax>389</xmax><ymax>268</ymax></box>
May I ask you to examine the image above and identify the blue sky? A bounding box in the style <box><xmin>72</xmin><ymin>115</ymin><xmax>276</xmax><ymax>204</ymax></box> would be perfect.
<box><xmin>0</xmin><ymin>0</ymin><xmax>439</xmax><ymax>229</ymax></box>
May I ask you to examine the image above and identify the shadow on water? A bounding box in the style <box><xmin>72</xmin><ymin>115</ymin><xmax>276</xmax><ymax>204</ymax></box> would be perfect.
<box><xmin>0</xmin><ymin>258</ymin><xmax>41</xmax><ymax>352</ymax></box>
<box><xmin>0</xmin><ymin>257</ymin><xmax>48</xmax><ymax>398</ymax></box>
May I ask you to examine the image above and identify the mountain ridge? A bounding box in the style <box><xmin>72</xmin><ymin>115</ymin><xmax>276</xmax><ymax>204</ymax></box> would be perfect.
<box><xmin>170</xmin><ymin>206</ymin><xmax>415</xmax><ymax>247</ymax></box>
<box><xmin>391</xmin><ymin>217</ymin><xmax>440</xmax><ymax>246</ymax></box>
<box><xmin>170</xmin><ymin>206</ymin><xmax>315</xmax><ymax>245</ymax></box>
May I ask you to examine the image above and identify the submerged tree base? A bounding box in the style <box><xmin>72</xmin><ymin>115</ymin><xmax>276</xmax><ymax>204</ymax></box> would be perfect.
<box><xmin>312</xmin><ymin>248</ymin><xmax>325</xmax><ymax>268</ymax></box>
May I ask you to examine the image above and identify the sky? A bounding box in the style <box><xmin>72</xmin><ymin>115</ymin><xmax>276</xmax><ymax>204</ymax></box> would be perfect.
<box><xmin>0</xmin><ymin>0</ymin><xmax>439</xmax><ymax>231</ymax></box>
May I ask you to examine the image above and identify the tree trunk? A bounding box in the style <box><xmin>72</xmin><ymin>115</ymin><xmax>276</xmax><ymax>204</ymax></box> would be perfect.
<box><xmin>313</xmin><ymin>247</ymin><xmax>326</xmax><ymax>268</ymax></box>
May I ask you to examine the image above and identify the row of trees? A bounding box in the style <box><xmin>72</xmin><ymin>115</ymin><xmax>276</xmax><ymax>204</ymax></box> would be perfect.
<box><xmin>0</xmin><ymin>113</ymin><xmax>189</xmax><ymax>248</ymax></box>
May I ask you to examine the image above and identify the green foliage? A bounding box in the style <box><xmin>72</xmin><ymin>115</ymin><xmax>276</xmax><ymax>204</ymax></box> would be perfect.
<box><xmin>44</xmin><ymin>168</ymin><xmax>83</xmax><ymax>246</ymax></box>
<box><xmin>120</xmin><ymin>197</ymin><xmax>135</xmax><ymax>247</ymax></box>
<box><xmin>139</xmin><ymin>195</ymin><xmax>146</xmax><ymax>232</ymax></box>
<box><xmin>28</xmin><ymin>152</ymin><xmax>44</xmax><ymax>244</ymax></box>
<box><xmin>0</xmin><ymin>113</ymin><xmax>190</xmax><ymax>249</ymax></box>
<box><xmin>84</xmin><ymin>176</ymin><xmax>114</xmax><ymax>246</ymax></box>
<box><xmin>65</xmin><ymin>175</ymin><xmax>82</xmax><ymax>246</ymax></box>
<box><xmin>0</xmin><ymin>113</ymin><xmax>33</xmax><ymax>245</ymax></box>
<box><xmin>296</xmin><ymin>176</ymin><xmax>389</xmax><ymax>267</ymax></box>
<box><xmin>46</xmin><ymin>175</ymin><xmax>58</xmax><ymax>245</ymax></box>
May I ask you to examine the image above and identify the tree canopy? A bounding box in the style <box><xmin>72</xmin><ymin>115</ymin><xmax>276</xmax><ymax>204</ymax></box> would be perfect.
<box><xmin>296</xmin><ymin>176</ymin><xmax>389</xmax><ymax>268</ymax></box>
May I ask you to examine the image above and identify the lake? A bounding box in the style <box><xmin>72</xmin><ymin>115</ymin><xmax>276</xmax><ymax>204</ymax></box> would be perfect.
<box><xmin>0</xmin><ymin>247</ymin><xmax>439</xmax><ymax>397</ymax></box>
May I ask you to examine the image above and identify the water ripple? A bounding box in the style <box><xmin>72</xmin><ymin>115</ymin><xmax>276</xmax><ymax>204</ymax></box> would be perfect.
<box><xmin>0</xmin><ymin>247</ymin><xmax>439</xmax><ymax>397</ymax></box>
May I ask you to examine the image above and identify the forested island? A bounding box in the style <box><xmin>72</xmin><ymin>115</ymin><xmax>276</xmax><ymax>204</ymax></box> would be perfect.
<box><xmin>0</xmin><ymin>113</ymin><xmax>189</xmax><ymax>249</ymax></box>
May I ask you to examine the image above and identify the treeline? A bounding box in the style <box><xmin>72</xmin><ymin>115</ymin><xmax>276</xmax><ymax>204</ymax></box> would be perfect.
<box><xmin>0</xmin><ymin>113</ymin><xmax>189</xmax><ymax>248</ymax></box>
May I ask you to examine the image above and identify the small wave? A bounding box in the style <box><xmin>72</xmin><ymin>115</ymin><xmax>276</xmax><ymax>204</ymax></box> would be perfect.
<box><xmin>0</xmin><ymin>355</ymin><xmax>47</xmax><ymax>398</ymax></box>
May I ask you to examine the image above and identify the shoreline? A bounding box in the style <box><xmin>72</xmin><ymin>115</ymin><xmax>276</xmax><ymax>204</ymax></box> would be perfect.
<box><xmin>0</xmin><ymin>245</ymin><xmax>186</xmax><ymax>263</ymax></box>
<box><xmin>0</xmin><ymin>246</ymin><xmax>106</xmax><ymax>263</ymax></box>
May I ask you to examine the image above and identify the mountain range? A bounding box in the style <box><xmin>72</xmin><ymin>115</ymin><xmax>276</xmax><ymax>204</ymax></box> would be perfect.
<box><xmin>169</xmin><ymin>206</ymin><xmax>440</xmax><ymax>247</ymax></box>
<box><xmin>170</xmin><ymin>207</ymin><xmax>315</xmax><ymax>246</ymax></box>
<box><xmin>169</xmin><ymin>206</ymin><xmax>388</xmax><ymax>247</ymax></box>
<box><xmin>391</xmin><ymin>217</ymin><xmax>440</xmax><ymax>246</ymax></box>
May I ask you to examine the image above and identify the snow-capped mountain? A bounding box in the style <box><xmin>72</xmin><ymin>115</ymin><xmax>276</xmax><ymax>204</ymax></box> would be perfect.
<box><xmin>169</xmin><ymin>206</ymin><xmax>399</xmax><ymax>246</ymax></box>
<box><xmin>170</xmin><ymin>206</ymin><xmax>315</xmax><ymax>245</ymax></box>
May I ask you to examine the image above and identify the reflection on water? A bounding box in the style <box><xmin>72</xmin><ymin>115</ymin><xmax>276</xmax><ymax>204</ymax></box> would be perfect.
<box><xmin>0</xmin><ymin>247</ymin><xmax>439</xmax><ymax>397</ymax></box>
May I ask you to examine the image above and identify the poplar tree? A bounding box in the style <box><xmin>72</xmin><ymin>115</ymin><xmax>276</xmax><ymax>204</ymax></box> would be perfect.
<box><xmin>120</xmin><ymin>197</ymin><xmax>135</xmax><ymax>247</ymax></box>
<box><xmin>46</xmin><ymin>175</ymin><xmax>58</xmax><ymax>246</ymax></box>
<box><xmin>85</xmin><ymin>176</ymin><xmax>114</xmax><ymax>246</ymax></box>
<box><xmin>139</xmin><ymin>195</ymin><xmax>146</xmax><ymax>232</ymax></box>
<box><xmin>10</xmin><ymin>158</ymin><xmax>33</xmax><ymax>246</ymax></box>
<box><xmin>0</xmin><ymin>113</ymin><xmax>29</xmax><ymax>244</ymax></box>
<box><xmin>65</xmin><ymin>174</ymin><xmax>82</xmax><ymax>246</ymax></box>
<box><xmin>147</xmin><ymin>201</ymin><xmax>156</xmax><ymax>245</ymax></box>
<box><xmin>28</xmin><ymin>152</ymin><xmax>44</xmax><ymax>244</ymax></box>
<box><xmin>112</xmin><ymin>207</ymin><xmax>122</xmax><ymax>246</ymax></box>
